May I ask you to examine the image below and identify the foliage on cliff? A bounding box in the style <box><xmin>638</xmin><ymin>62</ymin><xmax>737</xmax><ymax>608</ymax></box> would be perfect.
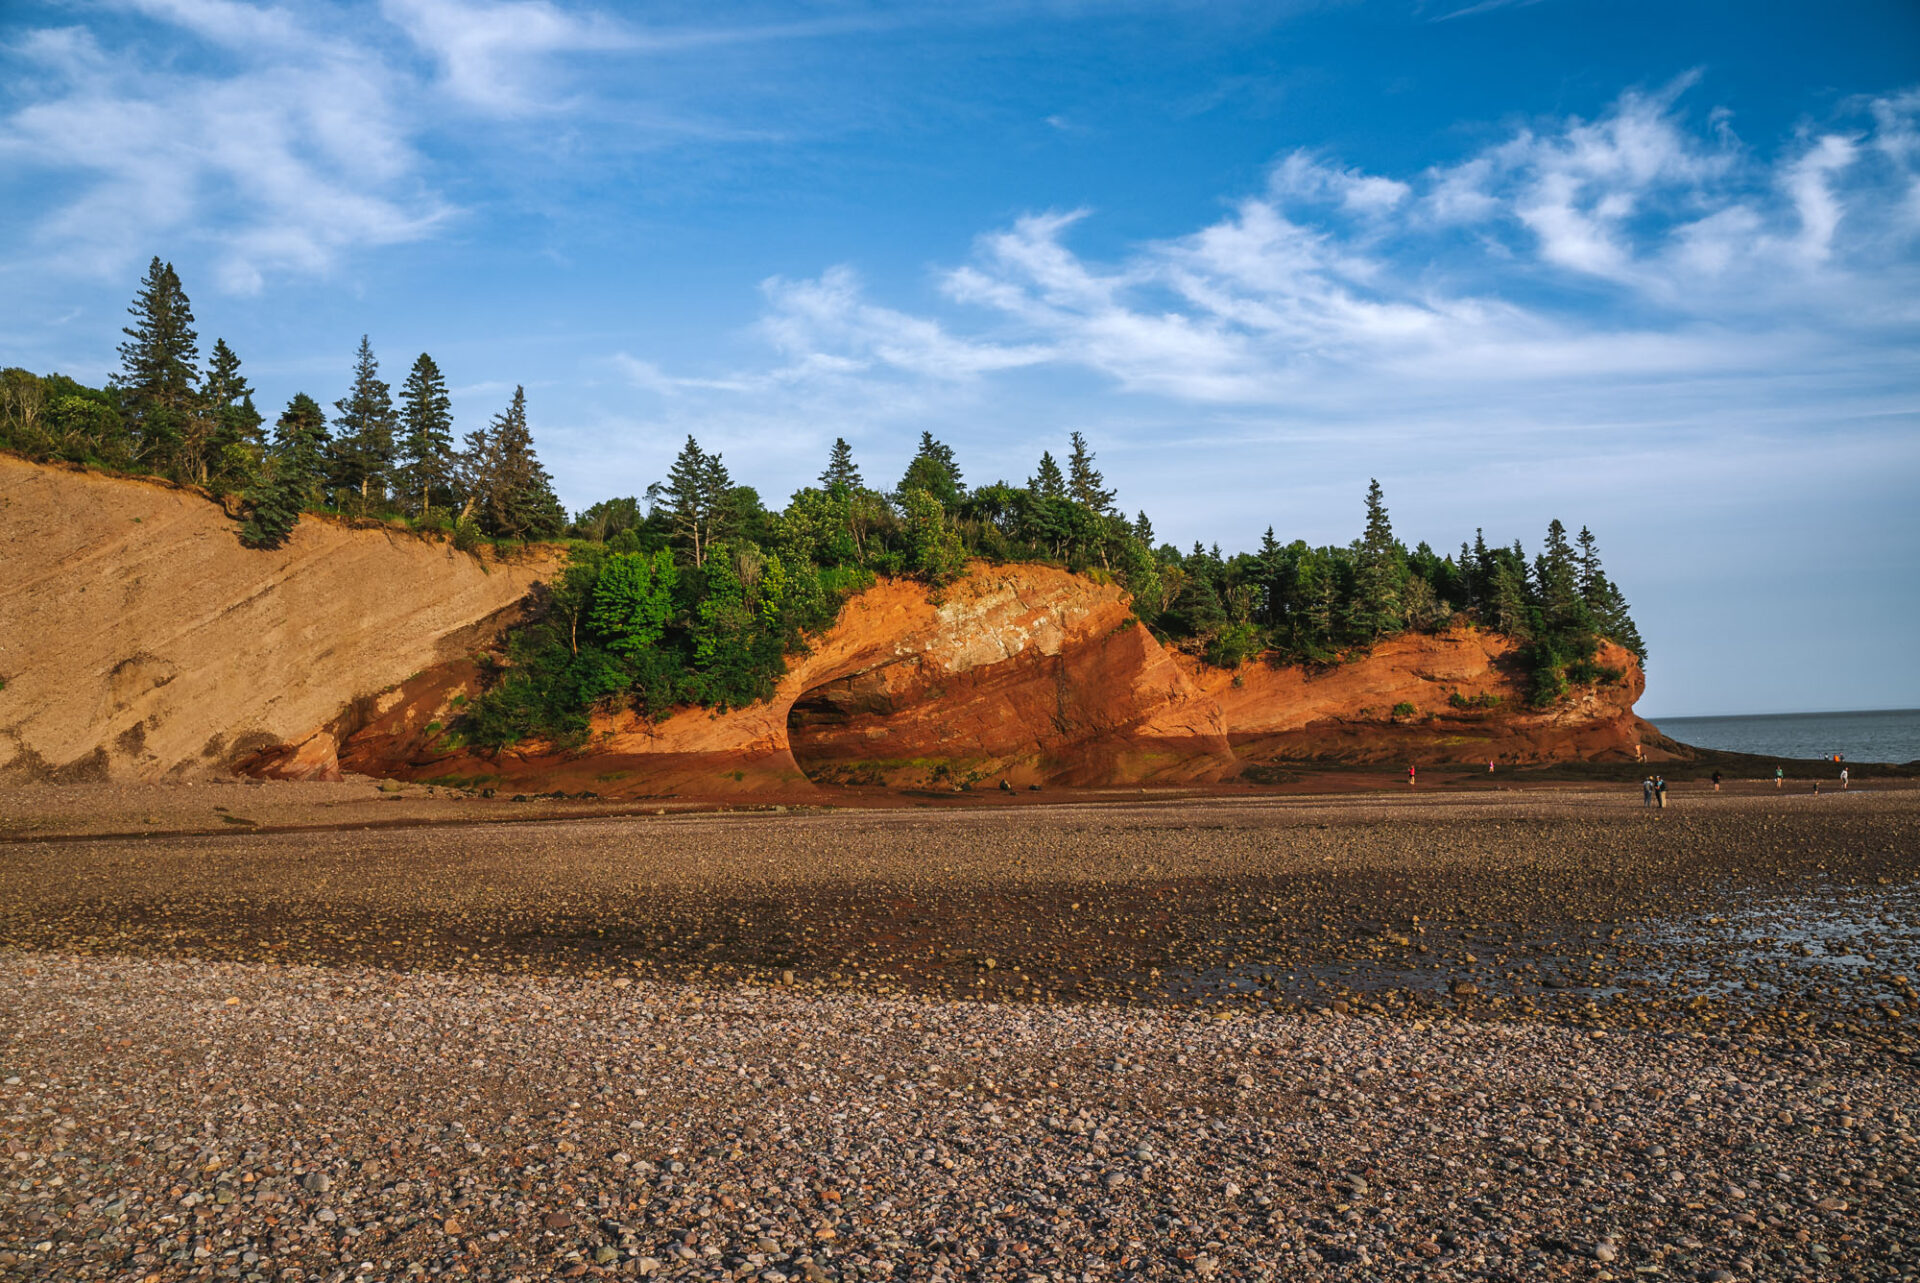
<box><xmin>461</xmin><ymin>424</ymin><xmax>1643</xmax><ymax>744</ymax></box>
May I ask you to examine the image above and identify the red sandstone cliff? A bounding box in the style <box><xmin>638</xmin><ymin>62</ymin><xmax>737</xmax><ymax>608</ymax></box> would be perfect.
<box><xmin>340</xmin><ymin>564</ymin><xmax>1238</xmax><ymax>793</ymax></box>
<box><xmin>1</xmin><ymin>459</ymin><xmax>1660</xmax><ymax>794</ymax></box>
<box><xmin>340</xmin><ymin>565</ymin><xmax>1662</xmax><ymax>797</ymax></box>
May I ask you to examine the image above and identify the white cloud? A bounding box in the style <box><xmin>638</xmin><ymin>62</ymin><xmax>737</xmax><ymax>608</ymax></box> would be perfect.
<box><xmin>1</xmin><ymin>1</ymin><xmax>449</xmax><ymax>289</ymax></box>
<box><xmin>618</xmin><ymin>79</ymin><xmax>1920</xmax><ymax>438</ymax></box>
<box><xmin>379</xmin><ymin>0</ymin><xmax>631</xmax><ymax>115</ymax></box>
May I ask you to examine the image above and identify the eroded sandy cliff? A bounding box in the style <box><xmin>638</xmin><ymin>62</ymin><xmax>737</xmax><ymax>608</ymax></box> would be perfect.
<box><xmin>0</xmin><ymin>457</ymin><xmax>560</xmax><ymax>781</ymax></box>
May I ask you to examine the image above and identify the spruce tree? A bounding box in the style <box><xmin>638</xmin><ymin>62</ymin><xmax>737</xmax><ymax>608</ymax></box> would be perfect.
<box><xmin>897</xmin><ymin>431</ymin><xmax>964</xmax><ymax>509</ymax></box>
<box><xmin>1533</xmin><ymin>518</ymin><xmax>1581</xmax><ymax>630</ymax></box>
<box><xmin>1031</xmin><ymin>451</ymin><xmax>1066</xmax><ymax>498</ymax></box>
<box><xmin>201</xmin><ymin>338</ymin><xmax>263</xmax><ymax>489</ymax></box>
<box><xmin>1575</xmin><ymin>526</ymin><xmax>1603</xmax><ymax>603</ymax></box>
<box><xmin>1349</xmin><ymin>478</ymin><xmax>1403</xmax><ymax>641</ymax></box>
<box><xmin>479</xmin><ymin>386</ymin><xmax>564</xmax><ymax>540</ymax></box>
<box><xmin>241</xmin><ymin>394</ymin><xmax>327</xmax><ymax>548</ymax></box>
<box><xmin>396</xmin><ymin>353</ymin><xmax>456</xmax><ymax>519</ymax></box>
<box><xmin>661</xmin><ymin>435</ymin><xmax>720</xmax><ymax>566</ymax></box>
<box><xmin>1133</xmin><ymin>510</ymin><xmax>1155</xmax><ymax>546</ymax></box>
<box><xmin>330</xmin><ymin>336</ymin><xmax>396</xmax><ymax>514</ymax></box>
<box><xmin>819</xmin><ymin>437</ymin><xmax>862</xmax><ymax>491</ymax></box>
<box><xmin>1065</xmin><ymin>431</ymin><xmax>1115</xmax><ymax>512</ymax></box>
<box><xmin>116</xmin><ymin>256</ymin><xmax>200</xmax><ymax>475</ymax></box>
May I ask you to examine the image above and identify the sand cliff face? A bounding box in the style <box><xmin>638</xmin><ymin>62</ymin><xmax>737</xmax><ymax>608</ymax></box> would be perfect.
<box><xmin>0</xmin><ymin>456</ymin><xmax>560</xmax><ymax>782</ymax></box>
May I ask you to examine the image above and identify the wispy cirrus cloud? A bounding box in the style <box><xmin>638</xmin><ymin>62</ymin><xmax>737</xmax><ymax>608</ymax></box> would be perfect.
<box><xmin>622</xmin><ymin>79</ymin><xmax>1918</xmax><ymax>418</ymax></box>
<box><xmin>595</xmin><ymin>78</ymin><xmax>1918</xmax><ymax>529</ymax></box>
<box><xmin>0</xmin><ymin>0</ymin><xmax>897</xmax><ymax>289</ymax></box>
<box><xmin>0</xmin><ymin>3</ymin><xmax>448</xmax><ymax>291</ymax></box>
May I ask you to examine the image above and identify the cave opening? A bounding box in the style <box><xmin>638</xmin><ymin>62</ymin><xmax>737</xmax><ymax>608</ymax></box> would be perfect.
<box><xmin>786</xmin><ymin>672</ymin><xmax>898</xmax><ymax>787</ymax></box>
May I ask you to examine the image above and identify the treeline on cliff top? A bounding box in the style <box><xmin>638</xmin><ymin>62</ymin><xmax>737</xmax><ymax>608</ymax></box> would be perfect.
<box><xmin>2</xmin><ymin>257</ymin><xmax>1643</xmax><ymax>744</ymax></box>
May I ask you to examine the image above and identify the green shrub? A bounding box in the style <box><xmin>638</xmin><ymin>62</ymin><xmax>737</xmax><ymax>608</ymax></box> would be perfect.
<box><xmin>1391</xmin><ymin>701</ymin><xmax>1417</xmax><ymax>720</ymax></box>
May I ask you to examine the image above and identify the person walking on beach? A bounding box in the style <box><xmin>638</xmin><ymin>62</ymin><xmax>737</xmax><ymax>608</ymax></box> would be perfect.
<box><xmin>1407</xmin><ymin>764</ymin><xmax>1417</xmax><ymax>788</ymax></box>
<box><xmin>1655</xmin><ymin>776</ymin><xmax>1668</xmax><ymax>809</ymax></box>
<box><xmin>1488</xmin><ymin>759</ymin><xmax>1495</xmax><ymax>774</ymax></box>
<box><xmin>1841</xmin><ymin>767</ymin><xmax>1849</xmax><ymax>790</ymax></box>
<box><xmin>1643</xmin><ymin>777</ymin><xmax>1655</xmax><ymax>808</ymax></box>
<box><xmin>1775</xmin><ymin>766</ymin><xmax>1784</xmax><ymax>789</ymax></box>
<box><xmin>1711</xmin><ymin>770</ymin><xmax>1722</xmax><ymax>792</ymax></box>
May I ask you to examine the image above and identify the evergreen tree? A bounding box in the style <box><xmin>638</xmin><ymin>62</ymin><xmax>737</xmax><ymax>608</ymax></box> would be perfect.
<box><xmin>1133</xmin><ymin>510</ymin><xmax>1155</xmax><ymax>546</ymax></box>
<box><xmin>201</xmin><ymin>338</ymin><xmax>263</xmax><ymax>489</ymax></box>
<box><xmin>1031</xmin><ymin>451</ymin><xmax>1066</xmax><ymax>498</ymax></box>
<box><xmin>1348</xmin><ymin>478</ymin><xmax>1403</xmax><ymax>641</ymax></box>
<box><xmin>329</xmin><ymin>335</ymin><xmax>397</xmax><ymax>514</ymax></box>
<box><xmin>478</xmin><ymin>386</ymin><xmax>564</xmax><ymax>540</ymax></box>
<box><xmin>897</xmin><ymin>431</ymin><xmax>964</xmax><ymax>509</ymax></box>
<box><xmin>241</xmin><ymin>393</ymin><xmax>327</xmax><ymax>548</ymax></box>
<box><xmin>1533</xmin><ymin>518</ymin><xmax>1581</xmax><ymax>629</ymax></box>
<box><xmin>819</xmin><ymin>437</ymin><xmax>862</xmax><ymax>491</ymax></box>
<box><xmin>115</xmin><ymin>256</ymin><xmax>200</xmax><ymax>474</ymax></box>
<box><xmin>1066</xmin><ymin>430</ymin><xmax>1115</xmax><ymax>512</ymax></box>
<box><xmin>396</xmin><ymin>353</ymin><xmax>456</xmax><ymax>519</ymax></box>
<box><xmin>1488</xmin><ymin>558</ymin><xmax>1531</xmax><ymax>639</ymax></box>
<box><xmin>455</xmin><ymin>420</ymin><xmax>497</xmax><ymax>529</ymax></box>
<box><xmin>659</xmin><ymin>434</ymin><xmax>733</xmax><ymax>567</ymax></box>
<box><xmin>1575</xmin><ymin>526</ymin><xmax>1603</xmax><ymax>602</ymax></box>
<box><xmin>1572</xmin><ymin>526</ymin><xmax>1646</xmax><ymax>662</ymax></box>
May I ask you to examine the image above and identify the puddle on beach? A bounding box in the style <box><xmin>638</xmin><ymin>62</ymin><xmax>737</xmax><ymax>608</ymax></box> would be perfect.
<box><xmin>1156</xmin><ymin>882</ymin><xmax>1920</xmax><ymax>1027</ymax></box>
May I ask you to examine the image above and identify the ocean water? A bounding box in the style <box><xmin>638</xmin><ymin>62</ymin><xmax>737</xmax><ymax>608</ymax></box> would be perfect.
<box><xmin>1651</xmin><ymin>708</ymin><xmax>1920</xmax><ymax>765</ymax></box>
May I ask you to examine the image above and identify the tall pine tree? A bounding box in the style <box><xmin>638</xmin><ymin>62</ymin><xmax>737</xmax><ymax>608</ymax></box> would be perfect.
<box><xmin>396</xmin><ymin>353</ymin><xmax>456</xmax><ymax>519</ymax></box>
<box><xmin>201</xmin><ymin>338</ymin><xmax>263</xmax><ymax>490</ymax></box>
<box><xmin>477</xmin><ymin>386</ymin><xmax>564</xmax><ymax>540</ymax></box>
<box><xmin>897</xmin><ymin>431</ymin><xmax>964</xmax><ymax>509</ymax></box>
<box><xmin>1031</xmin><ymin>451</ymin><xmax>1066</xmax><ymax>498</ymax></box>
<box><xmin>1348</xmin><ymin>478</ymin><xmax>1403</xmax><ymax>641</ymax></box>
<box><xmin>658</xmin><ymin>435</ymin><xmax>732</xmax><ymax>567</ymax></box>
<box><xmin>241</xmin><ymin>393</ymin><xmax>328</xmax><ymax>549</ymax></box>
<box><xmin>115</xmin><ymin>257</ymin><xmax>200</xmax><ymax>475</ymax></box>
<box><xmin>329</xmin><ymin>336</ymin><xmax>396</xmax><ymax>514</ymax></box>
<box><xmin>1533</xmin><ymin>518</ymin><xmax>1582</xmax><ymax>631</ymax></box>
<box><xmin>819</xmin><ymin>437</ymin><xmax>862</xmax><ymax>491</ymax></box>
<box><xmin>1066</xmin><ymin>431</ymin><xmax>1115</xmax><ymax>512</ymax></box>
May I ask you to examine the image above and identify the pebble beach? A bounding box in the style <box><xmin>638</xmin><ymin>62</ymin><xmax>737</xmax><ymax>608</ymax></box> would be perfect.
<box><xmin>3</xmin><ymin>787</ymin><xmax>1917</xmax><ymax>1280</ymax></box>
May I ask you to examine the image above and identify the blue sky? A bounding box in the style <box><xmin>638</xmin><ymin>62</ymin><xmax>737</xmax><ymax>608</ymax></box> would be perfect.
<box><xmin>3</xmin><ymin>0</ymin><xmax>1917</xmax><ymax>719</ymax></box>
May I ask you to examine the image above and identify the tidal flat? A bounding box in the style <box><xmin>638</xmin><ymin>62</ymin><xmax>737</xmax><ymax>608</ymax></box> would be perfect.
<box><xmin>2</xmin><ymin>788</ymin><xmax>1917</xmax><ymax>1280</ymax></box>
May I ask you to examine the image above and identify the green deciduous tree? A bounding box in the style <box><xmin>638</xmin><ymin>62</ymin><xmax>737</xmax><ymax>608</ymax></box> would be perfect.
<box><xmin>590</xmin><ymin>549</ymin><xmax>678</xmax><ymax>656</ymax></box>
<box><xmin>899</xmin><ymin>487</ymin><xmax>967</xmax><ymax>585</ymax></box>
